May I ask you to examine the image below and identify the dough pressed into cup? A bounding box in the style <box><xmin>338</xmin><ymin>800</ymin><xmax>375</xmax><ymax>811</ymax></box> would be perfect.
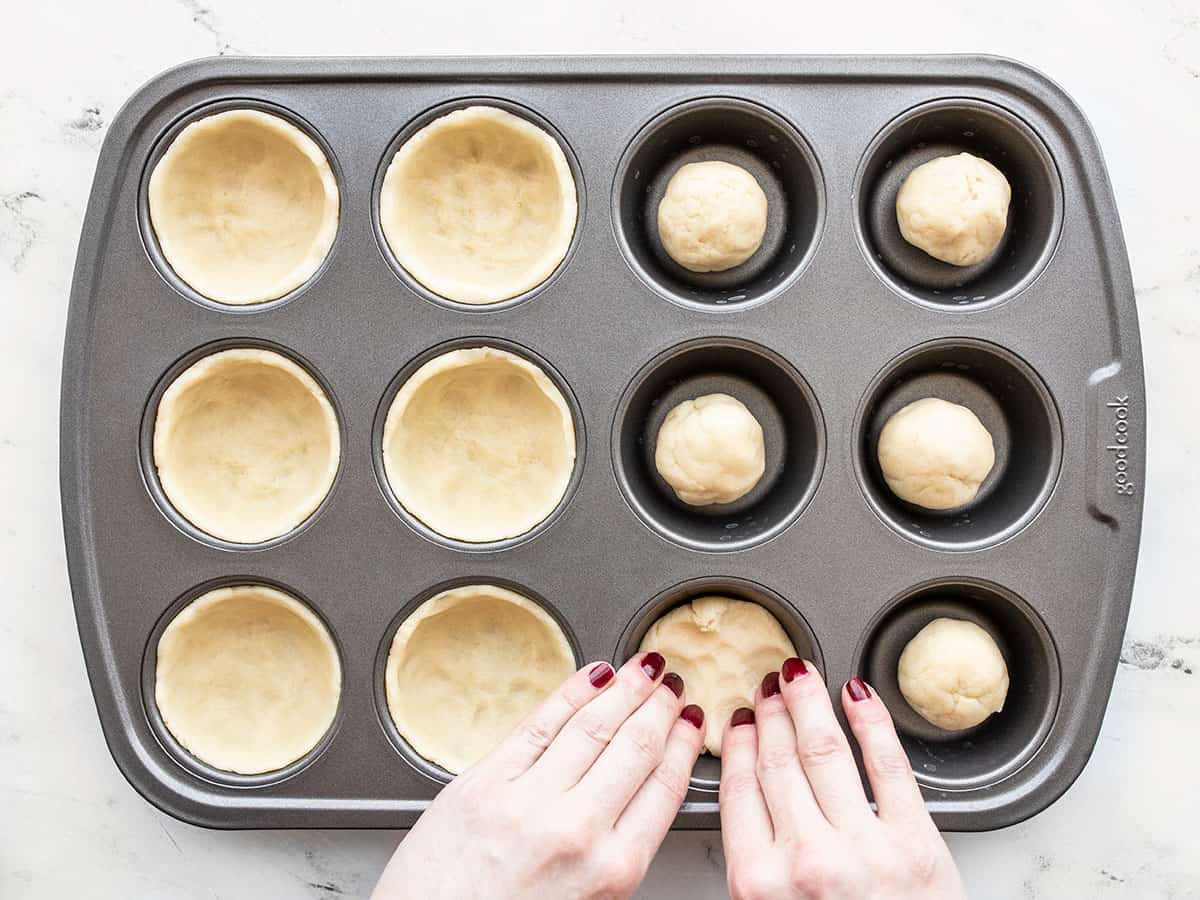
<box><xmin>379</xmin><ymin>105</ymin><xmax>578</xmax><ymax>304</ymax></box>
<box><xmin>638</xmin><ymin>596</ymin><xmax>796</xmax><ymax>756</ymax></box>
<box><xmin>155</xmin><ymin>585</ymin><xmax>341</xmax><ymax>775</ymax></box>
<box><xmin>657</xmin><ymin>160</ymin><xmax>768</xmax><ymax>273</ymax></box>
<box><xmin>153</xmin><ymin>348</ymin><xmax>340</xmax><ymax>544</ymax></box>
<box><xmin>897</xmin><ymin>617</ymin><xmax>1009</xmax><ymax>731</ymax></box>
<box><xmin>382</xmin><ymin>346</ymin><xmax>576</xmax><ymax>543</ymax></box>
<box><xmin>148</xmin><ymin>108</ymin><xmax>339</xmax><ymax>305</ymax></box>
<box><xmin>655</xmin><ymin>393</ymin><xmax>766</xmax><ymax>506</ymax></box>
<box><xmin>385</xmin><ymin>584</ymin><xmax>575</xmax><ymax>774</ymax></box>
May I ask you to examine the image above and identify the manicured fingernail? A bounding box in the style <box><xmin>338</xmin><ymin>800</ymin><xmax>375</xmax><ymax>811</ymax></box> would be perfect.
<box><xmin>731</xmin><ymin>707</ymin><xmax>756</xmax><ymax>727</ymax></box>
<box><xmin>588</xmin><ymin>662</ymin><xmax>614</xmax><ymax>688</ymax></box>
<box><xmin>781</xmin><ymin>657</ymin><xmax>809</xmax><ymax>682</ymax></box>
<box><xmin>847</xmin><ymin>677</ymin><xmax>872</xmax><ymax>702</ymax></box>
<box><xmin>681</xmin><ymin>704</ymin><xmax>705</xmax><ymax>730</ymax></box>
<box><xmin>761</xmin><ymin>671</ymin><xmax>781</xmax><ymax>698</ymax></box>
<box><xmin>662</xmin><ymin>672</ymin><xmax>685</xmax><ymax>697</ymax></box>
<box><xmin>641</xmin><ymin>651</ymin><xmax>666</xmax><ymax>681</ymax></box>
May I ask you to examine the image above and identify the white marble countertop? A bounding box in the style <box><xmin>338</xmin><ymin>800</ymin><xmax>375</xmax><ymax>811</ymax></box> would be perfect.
<box><xmin>2</xmin><ymin>1</ymin><xmax>1197</xmax><ymax>896</ymax></box>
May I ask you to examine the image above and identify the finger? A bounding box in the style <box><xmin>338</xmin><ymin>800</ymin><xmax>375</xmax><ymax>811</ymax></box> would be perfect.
<box><xmin>842</xmin><ymin>677</ymin><xmax>927</xmax><ymax>823</ymax></box>
<box><xmin>720</xmin><ymin>706</ymin><xmax>774</xmax><ymax>866</ymax></box>
<box><xmin>574</xmin><ymin>671</ymin><xmax>686</xmax><ymax>824</ymax></box>
<box><xmin>525</xmin><ymin>651</ymin><xmax>666</xmax><ymax>790</ymax></box>
<box><xmin>754</xmin><ymin>669</ymin><xmax>825</xmax><ymax>841</ymax></box>
<box><xmin>614</xmin><ymin>703</ymin><xmax>706</xmax><ymax>854</ymax></box>
<box><xmin>779</xmin><ymin>660</ymin><xmax>872</xmax><ymax>829</ymax></box>
<box><xmin>484</xmin><ymin>660</ymin><xmax>618</xmax><ymax>779</ymax></box>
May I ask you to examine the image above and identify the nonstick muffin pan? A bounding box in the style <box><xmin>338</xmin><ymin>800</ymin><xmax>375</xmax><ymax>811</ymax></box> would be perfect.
<box><xmin>60</xmin><ymin>55</ymin><xmax>1145</xmax><ymax>831</ymax></box>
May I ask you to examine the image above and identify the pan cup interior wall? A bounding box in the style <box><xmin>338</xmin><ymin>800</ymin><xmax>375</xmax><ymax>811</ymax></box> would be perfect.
<box><xmin>613</xmin><ymin>98</ymin><xmax>824</xmax><ymax>310</ymax></box>
<box><xmin>616</xmin><ymin>577</ymin><xmax>823</xmax><ymax>792</ymax></box>
<box><xmin>857</xmin><ymin>578</ymin><xmax>1060</xmax><ymax>791</ymax></box>
<box><xmin>613</xmin><ymin>338</ymin><xmax>824</xmax><ymax>551</ymax></box>
<box><xmin>854</xmin><ymin>98</ymin><xmax>1062</xmax><ymax>308</ymax></box>
<box><xmin>854</xmin><ymin>338</ymin><xmax>1061</xmax><ymax>550</ymax></box>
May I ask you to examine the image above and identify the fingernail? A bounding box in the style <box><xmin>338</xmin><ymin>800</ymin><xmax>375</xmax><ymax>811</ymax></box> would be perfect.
<box><xmin>588</xmin><ymin>662</ymin><xmax>614</xmax><ymax>688</ymax></box>
<box><xmin>761</xmin><ymin>671</ymin><xmax>781</xmax><ymax>698</ymax></box>
<box><xmin>847</xmin><ymin>677</ymin><xmax>872</xmax><ymax>702</ymax></box>
<box><xmin>681</xmin><ymin>704</ymin><xmax>704</xmax><ymax>730</ymax></box>
<box><xmin>781</xmin><ymin>657</ymin><xmax>809</xmax><ymax>683</ymax></box>
<box><xmin>730</xmin><ymin>707</ymin><xmax>756</xmax><ymax>728</ymax></box>
<box><xmin>641</xmin><ymin>651</ymin><xmax>666</xmax><ymax>681</ymax></box>
<box><xmin>662</xmin><ymin>672</ymin><xmax>685</xmax><ymax>697</ymax></box>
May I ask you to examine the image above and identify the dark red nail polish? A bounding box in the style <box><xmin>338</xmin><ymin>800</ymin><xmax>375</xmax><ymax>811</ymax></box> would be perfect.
<box><xmin>731</xmin><ymin>707</ymin><xmax>756</xmax><ymax>727</ymax></box>
<box><xmin>588</xmin><ymin>662</ymin><xmax>614</xmax><ymax>688</ymax></box>
<box><xmin>681</xmin><ymin>704</ymin><xmax>704</xmax><ymax>730</ymax></box>
<box><xmin>781</xmin><ymin>657</ymin><xmax>809</xmax><ymax>683</ymax></box>
<box><xmin>662</xmin><ymin>672</ymin><xmax>684</xmax><ymax>697</ymax></box>
<box><xmin>761</xmin><ymin>671</ymin><xmax>781</xmax><ymax>698</ymax></box>
<box><xmin>641</xmin><ymin>651</ymin><xmax>666</xmax><ymax>680</ymax></box>
<box><xmin>847</xmin><ymin>677</ymin><xmax>872</xmax><ymax>702</ymax></box>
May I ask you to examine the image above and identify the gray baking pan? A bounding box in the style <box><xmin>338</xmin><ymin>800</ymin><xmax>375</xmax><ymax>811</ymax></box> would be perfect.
<box><xmin>60</xmin><ymin>55</ymin><xmax>1145</xmax><ymax>831</ymax></box>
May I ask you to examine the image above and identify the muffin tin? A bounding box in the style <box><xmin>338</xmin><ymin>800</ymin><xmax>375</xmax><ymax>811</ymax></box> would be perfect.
<box><xmin>60</xmin><ymin>55</ymin><xmax>1145</xmax><ymax>831</ymax></box>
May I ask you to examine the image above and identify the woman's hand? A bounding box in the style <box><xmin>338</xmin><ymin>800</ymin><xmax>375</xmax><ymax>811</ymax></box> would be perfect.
<box><xmin>372</xmin><ymin>652</ymin><xmax>705</xmax><ymax>900</ymax></box>
<box><xmin>720</xmin><ymin>661</ymin><xmax>965</xmax><ymax>900</ymax></box>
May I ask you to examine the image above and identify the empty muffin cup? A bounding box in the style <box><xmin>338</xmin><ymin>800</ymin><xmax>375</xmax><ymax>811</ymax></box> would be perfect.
<box><xmin>146</xmin><ymin>106</ymin><xmax>340</xmax><ymax>306</ymax></box>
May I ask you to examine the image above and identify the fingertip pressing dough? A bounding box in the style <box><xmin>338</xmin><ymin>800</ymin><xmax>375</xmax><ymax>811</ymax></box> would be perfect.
<box><xmin>638</xmin><ymin>596</ymin><xmax>796</xmax><ymax>755</ymax></box>
<box><xmin>379</xmin><ymin>105</ymin><xmax>578</xmax><ymax>304</ymax></box>
<box><xmin>655</xmin><ymin>393</ymin><xmax>766</xmax><ymax>506</ymax></box>
<box><xmin>155</xmin><ymin>585</ymin><xmax>341</xmax><ymax>774</ymax></box>
<box><xmin>876</xmin><ymin>397</ymin><xmax>995</xmax><ymax>510</ymax></box>
<box><xmin>148</xmin><ymin>109</ymin><xmax>339</xmax><ymax>304</ymax></box>
<box><xmin>895</xmin><ymin>152</ymin><xmax>1011</xmax><ymax>267</ymax></box>
<box><xmin>382</xmin><ymin>347</ymin><xmax>576</xmax><ymax>543</ymax></box>
<box><xmin>153</xmin><ymin>348</ymin><xmax>340</xmax><ymax>543</ymax></box>
<box><xmin>385</xmin><ymin>584</ymin><xmax>575</xmax><ymax>774</ymax></box>
<box><xmin>657</xmin><ymin>161</ymin><xmax>768</xmax><ymax>273</ymax></box>
<box><xmin>897</xmin><ymin>617</ymin><xmax>1009</xmax><ymax>731</ymax></box>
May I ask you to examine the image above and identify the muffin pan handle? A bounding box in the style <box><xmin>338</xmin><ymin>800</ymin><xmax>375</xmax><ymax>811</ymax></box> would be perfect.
<box><xmin>1086</xmin><ymin>362</ymin><xmax>1145</xmax><ymax>528</ymax></box>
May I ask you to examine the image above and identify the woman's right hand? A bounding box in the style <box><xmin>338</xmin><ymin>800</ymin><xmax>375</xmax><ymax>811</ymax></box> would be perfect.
<box><xmin>719</xmin><ymin>660</ymin><xmax>966</xmax><ymax>899</ymax></box>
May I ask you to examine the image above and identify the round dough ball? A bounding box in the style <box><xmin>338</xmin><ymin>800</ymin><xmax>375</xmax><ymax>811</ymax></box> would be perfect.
<box><xmin>895</xmin><ymin>152</ymin><xmax>1011</xmax><ymax>267</ymax></box>
<box><xmin>877</xmin><ymin>397</ymin><xmax>995</xmax><ymax>510</ymax></box>
<box><xmin>385</xmin><ymin>584</ymin><xmax>575</xmax><ymax>774</ymax></box>
<box><xmin>155</xmin><ymin>585</ymin><xmax>341</xmax><ymax>774</ymax></box>
<box><xmin>379</xmin><ymin>105</ymin><xmax>578</xmax><ymax>304</ymax></box>
<box><xmin>655</xmin><ymin>393</ymin><xmax>765</xmax><ymax>506</ymax></box>
<box><xmin>898</xmin><ymin>618</ymin><xmax>1009</xmax><ymax>731</ymax></box>
<box><xmin>148</xmin><ymin>109</ymin><xmax>339</xmax><ymax>304</ymax></box>
<box><xmin>382</xmin><ymin>347</ymin><xmax>576</xmax><ymax>542</ymax></box>
<box><xmin>657</xmin><ymin>161</ymin><xmax>768</xmax><ymax>272</ymax></box>
<box><xmin>638</xmin><ymin>596</ymin><xmax>796</xmax><ymax>755</ymax></box>
<box><xmin>153</xmin><ymin>348</ymin><xmax>340</xmax><ymax>543</ymax></box>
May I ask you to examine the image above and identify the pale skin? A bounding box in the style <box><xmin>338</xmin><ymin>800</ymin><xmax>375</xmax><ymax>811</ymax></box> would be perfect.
<box><xmin>372</xmin><ymin>653</ymin><xmax>965</xmax><ymax>900</ymax></box>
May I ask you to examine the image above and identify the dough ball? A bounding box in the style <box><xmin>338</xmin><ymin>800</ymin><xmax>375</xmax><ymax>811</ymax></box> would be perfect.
<box><xmin>877</xmin><ymin>397</ymin><xmax>995</xmax><ymax>510</ymax></box>
<box><xmin>897</xmin><ymin>618</ymin><xmax>1009</xmax><ymax>731</ymax></box>
<box><xmin>657</xmin><ymin>161</ymin><xmax>768</xmax><ymax>272</ymax></box>
<box><xmin>153</xmin><ymin>348</ymin><xmax>340</xmax><ymax>543</ymax></box>
<box><xmin>379</xmin><ymin>106</ymin><xmax>578</xmax><ymax>304</ymax></box>
<box><xmin>896</xmin><ymin>152</ymin><xmax>1011</xmax><ymax>266</ymax></box>
<box><xmin>638</xmin><ymin>596</ymin><xmax>796</xmax><ymax>755</ymax></box>
<box><xmin>155</xmin><ymin>585</ymin><xmax>341</xmax><ymax>774</ymax></box>
<box><xmin>148</xmin><ymin>109</ymin><xmax>339</xmax><ymax>304</ymax></box>
<box><xmin>382</xmin><ymin>347</ymin><xmax>576</xmax><ymax>542</ymax></box>
<box><xmin>385</xmin><ymin>585</ymin><xmax>575</xmax><ymax>774</ymax></box>
<box><xmin>655</xmin><ymin>393</ymin><xmax>765</xmax><ymax>506</ymax></box>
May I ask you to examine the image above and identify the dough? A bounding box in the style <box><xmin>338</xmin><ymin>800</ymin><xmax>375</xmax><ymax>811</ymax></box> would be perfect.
<box><xmin>897</xmin><ymin>618</ymin><xmax>1009</xmax><ymax>731</ymax></box>
<box><xmin>148</xmin><ymin>109</ymin><xmax>339</xmax><ymax>304</ymax></box>
<box><xmin>876</xmin><ymin>397</ymin><xmax>995</xmax><ymax>510</ymax></box>
<box><xmin>153</xmin><ymin>348</ymin><xmax>340</xmax><ymax>543</ymax></box>
<box><xmin>155</xmin><ymin>585</ymin><xmax>341</xmax><ymax>774</ymax></box>
<box><xmin>385</xmin><ymin>584</ymin><xmax>575</xmax><ymax>774</ymax></box>
<box><xmin>638</xmin><ymin>596</ymin><xmax>796</xmax><ymax>755</ymax></box>
<box><xmin>657</xmin><ymin>161</ymin><xmax>768</xmax><ymax>272</ymax></box>
<box><xmin>895</xmin><ymin>152</ymin><xmax>1011</xmax><ymax>267</ymax></box>
<box><xmin>655</xmin><ymin>393</ymin><xmax>765</xmax><ymax>506</ymax></box>
<box><xmin>379</xmin><ymin>105</ymin><xmax>577</xmax><ymax>304</ymax></box>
